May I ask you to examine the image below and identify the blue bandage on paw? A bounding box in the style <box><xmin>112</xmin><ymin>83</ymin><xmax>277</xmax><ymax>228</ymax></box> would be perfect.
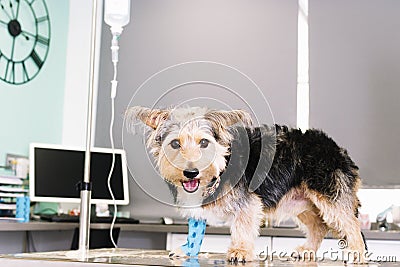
<box><xmin>180</xmin><ymin>218</ymin><xmax>206</xmax><ymax>257</ymax></box>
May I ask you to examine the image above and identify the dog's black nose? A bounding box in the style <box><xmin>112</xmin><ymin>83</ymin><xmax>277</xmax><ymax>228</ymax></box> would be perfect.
<box><xmin>183</xmin><ymin>168</ymin><xmax>199</xmax><ymax>179</ymax></box>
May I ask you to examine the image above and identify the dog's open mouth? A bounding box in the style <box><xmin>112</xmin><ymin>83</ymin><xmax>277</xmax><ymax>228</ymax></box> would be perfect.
<box><xmin>182</xmin><ymin>179</ymin><xmax>200</xmax><ymax>193</ymax></box>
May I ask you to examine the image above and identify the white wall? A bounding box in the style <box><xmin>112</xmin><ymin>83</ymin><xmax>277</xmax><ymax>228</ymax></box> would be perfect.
<box><xmin>358</xmin><ymin>189</ymin><xmax>400</xmax><ymax>223</ymax></box>
<box><xmin>62</xmin><ymin>0</ymin><xmax>103</xmax><ymax>147</ymax></box>
<box><xmin>58</xmin><ymin>0</ymin><xmax>104</xmax><ymax>213</ymax></box>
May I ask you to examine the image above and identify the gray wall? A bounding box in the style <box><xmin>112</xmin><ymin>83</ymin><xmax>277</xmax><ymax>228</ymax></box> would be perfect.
<box><xmin>309</xmin><ymin>0</ymin><xmax>400</xmax><ymax>187</ymax></box>
<box><xmin>95</xmin><ymin>0</ymin><xmax>298</xmax><ymax>219</ymax></box>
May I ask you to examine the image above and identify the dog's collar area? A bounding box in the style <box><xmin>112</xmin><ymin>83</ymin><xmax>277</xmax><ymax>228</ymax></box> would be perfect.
<box><xmin>202</xmin><ymin>176</ymin><xmax>221</xmax><ymax>198</ymax></box>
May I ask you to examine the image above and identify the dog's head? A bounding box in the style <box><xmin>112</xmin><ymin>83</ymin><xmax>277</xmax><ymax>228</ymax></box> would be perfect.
<box><xmin>126</xmin><ymin>106</ymin><xmax>252</xmax><ymax>198</ymax></box>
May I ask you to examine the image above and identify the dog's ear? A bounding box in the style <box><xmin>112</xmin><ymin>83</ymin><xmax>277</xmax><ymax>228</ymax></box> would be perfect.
<box><xmin>204</xmin><ymin>109</ymin><xmax>253</xmax><ymax>128</ymax></box>
<box><xmin>204</xmin><ymin>110</ymin><xmax>252</xmax><ymax>144</ymax></box>
<box><xmin>125</xmin><ymin>106</ymin><xmax>171</xmax><ymax>130</ymax></box>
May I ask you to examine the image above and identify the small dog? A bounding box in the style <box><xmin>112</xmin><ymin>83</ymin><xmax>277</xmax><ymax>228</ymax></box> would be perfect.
<box><xmin>127</xmin><ymin>106</ymin><xmax>366</xmax><ymax>262</ymax></box>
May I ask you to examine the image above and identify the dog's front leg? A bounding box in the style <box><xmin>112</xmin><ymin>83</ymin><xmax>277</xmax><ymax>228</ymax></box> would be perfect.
<box><xmin>228</xmin><ymin>195</ymin><xmax>263</xmax><ymax>262</ymax></box>
<box><xmin>169</xmin><ymin>218</ymin><xmax>206</xmax><ymax>258</ymax></box>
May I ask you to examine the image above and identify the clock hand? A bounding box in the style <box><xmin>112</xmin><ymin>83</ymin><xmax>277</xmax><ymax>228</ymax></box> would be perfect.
<box><xmin>21</xmin><ymin>31</ymin><xmax>30</xmax><ymax>41</ymax></box>
<box><xmin>10</xmin><ymin>37</ymin><xmax>15</xmax><ymax>61</ymax></box>
<box><xmin>21</xmin><ymin>30</ymin><xmax>49</xmax><ymax>45</ymax></box>
<box><xmin>8</xmin><ymin>0</ymin><xmax>15</xmax><ymax>19</ymax></box>
<box><xmin>15</xmin><ymin>0</ymin><xmax>20</xmax><ymax>20</ymax></box>
<box><xmin>21</xmin><ymin>29</ymin><xmax>35</xmax><ymax>39</ymax></box>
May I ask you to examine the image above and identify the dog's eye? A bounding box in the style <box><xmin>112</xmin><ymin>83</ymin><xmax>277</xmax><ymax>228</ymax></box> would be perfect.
<box><xmin>170</xmin><ymin>139</ymin><xmax>181</xmax><ymax>149</ymax></box>
<box><xmin>199</xmin><ymin>138</ymin><xmax>209</xmax><ymax>148</ymax></box>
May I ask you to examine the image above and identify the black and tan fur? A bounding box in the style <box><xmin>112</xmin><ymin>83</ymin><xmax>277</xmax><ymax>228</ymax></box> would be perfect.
<box><xmin>127</xmin><ymin>106</ymin><xmax>366</xmax><ymax>263</ymax></box>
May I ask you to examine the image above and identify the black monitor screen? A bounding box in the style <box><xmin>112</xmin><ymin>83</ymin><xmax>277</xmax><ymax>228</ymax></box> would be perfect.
<box><xmin>32</xmin><ymin>146</ymin><xmax>128</xmax><ymax>204</ymax></box>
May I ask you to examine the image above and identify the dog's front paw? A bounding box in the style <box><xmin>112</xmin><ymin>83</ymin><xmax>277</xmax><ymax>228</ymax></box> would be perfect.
<box><xmin>168</xmin><ymin>247</ymin><xmax>187</xmax><ymax>259</ymax></box>
<box><xmin>294</xmin><ymin>245</ymin><xmax>317</xmax><ymax>260</ymax></box>
<box><xmin>227</xmin><ymin>247</ymin><xmax>254</xmax><ymax>262</ymax></box>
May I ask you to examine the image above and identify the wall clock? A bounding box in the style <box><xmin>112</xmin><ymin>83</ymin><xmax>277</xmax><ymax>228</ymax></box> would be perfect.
<box><xmin>0</xmin><ymin>0</ymin><xmax>51</xmax><ymax>85</ymax></box>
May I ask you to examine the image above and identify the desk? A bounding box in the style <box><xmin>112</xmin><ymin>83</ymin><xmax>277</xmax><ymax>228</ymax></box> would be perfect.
<box><xmin>0</xmin><ymin>222</ymin><xmax>170</xmax><ymax>254</ymax></box>
<box><xmin>1</xmin><ymin>222</ymin><xmax>400</xmax><ymax>257</ymax></box>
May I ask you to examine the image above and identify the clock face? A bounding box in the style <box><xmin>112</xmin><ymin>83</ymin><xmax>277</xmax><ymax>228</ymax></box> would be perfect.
<box><xmin>0</xmin><ymin>0</ymin><xmax>50</xmax><ymax>85</ymax></box>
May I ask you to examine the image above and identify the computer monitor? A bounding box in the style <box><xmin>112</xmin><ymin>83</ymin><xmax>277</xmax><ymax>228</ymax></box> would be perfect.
<box><xmin>29</xmin><ymin>143</ymin><xmax>130</xmax><ymax>205</ymax></box>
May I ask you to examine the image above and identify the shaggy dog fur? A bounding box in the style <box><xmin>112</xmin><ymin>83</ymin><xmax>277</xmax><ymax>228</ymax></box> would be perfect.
<box><xmin>127</xmin><ymin>106</ymin><xmax>366</xmax><ymax>263</ymax></box>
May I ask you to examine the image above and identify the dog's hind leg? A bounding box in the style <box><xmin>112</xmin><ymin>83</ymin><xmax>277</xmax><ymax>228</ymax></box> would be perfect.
<box><xmin>296</xmin><ymin>207</ymin><xmax>329</xmax><ymax>258</ymax></box>
<box><xmin>308</xmin><ymin>193</ymin><xmax>366</xmax><ymax>263</ymax></box>
<box><xmin>227</xmin><ymin>194</ymin><xmax>264</xmax><ymax>262</ymax></box>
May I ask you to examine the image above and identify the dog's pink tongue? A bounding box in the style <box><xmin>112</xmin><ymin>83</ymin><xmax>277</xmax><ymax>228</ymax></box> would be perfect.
<box><xmin>183</xmin><ymin>180</ymin><xmax>199</xmax><ymax>193</ymax></box>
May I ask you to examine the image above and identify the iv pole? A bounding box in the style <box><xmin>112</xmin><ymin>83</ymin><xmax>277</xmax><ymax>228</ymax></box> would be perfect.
<box><xmin>78</xmin><ymin>0</ymin><xmax>100</xmax><ymax>254</ymax></box>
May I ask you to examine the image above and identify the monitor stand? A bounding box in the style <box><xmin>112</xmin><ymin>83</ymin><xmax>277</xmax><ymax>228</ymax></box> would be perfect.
<box><xmin>95</xmin><ymin>203</ymin><xmax>110</xmax><ymax>217</ymax></box>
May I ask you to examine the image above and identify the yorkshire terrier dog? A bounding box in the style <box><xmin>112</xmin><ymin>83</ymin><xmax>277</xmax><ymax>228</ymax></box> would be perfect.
<box><xmin>127</xmin><ymin>106</ymin><xmax>366</xmax><ymax>262</ymax></box>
